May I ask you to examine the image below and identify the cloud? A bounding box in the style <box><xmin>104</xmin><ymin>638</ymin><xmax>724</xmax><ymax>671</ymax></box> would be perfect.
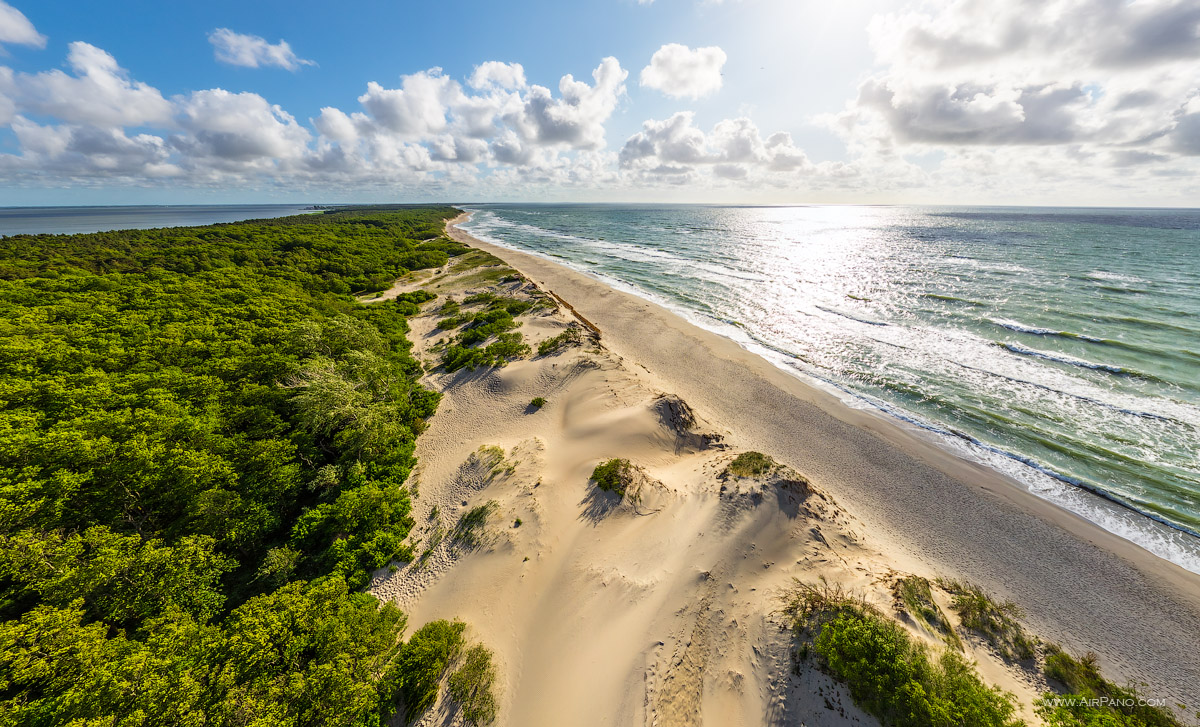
<box><xmin>10</xmin><ymin>42</ymin><xmax>173</xmax><ymax>127</ymax></box>
<box><xmin>6</xmin><ymin>13</ymin><xmax>1194</xmax><ymax>203</ymax></box>
<box><xmin>3</xmin><ymin>116</ymin><xmax>179</xmax><ymax>179</ymax></box>
<box><xmin>870</xmin><ymin>0</ymin><xmax>1200</xmax><ymax>74</ymax></box>
<box><xmin>619</xmin><ymin>111</ymin><xmax>813</xmax><ymax>182</ymax></box>
<box><xmin>506</xmin><ymin>57</ymin><xmax>628</xmax><ymax>148</ymax></box>
<box><xmin>1171</xmin><ymin>97</ymin><xmax>1200</xmax><ymax>155</ymax></box>
<box><xmin>174</xmin><ymin>89</ymin><xmax>312</xmax><ymax>167</ymax></box>
<box><xmin>468</xmin><ymin>61</ymin><xmax>527</xmax><ymax>90</ymax></box>
<box><xmin>0</xmin><ymin>67</ymin><xmax>14</xmax><ymax>125</ymax></box>
<box><xmin>208</xmin><ymin>28</ymin><xmax>314</xmax><ymax>71</ymax></box>
<box><xmin>855</xmin><ymin>79</ymin><xmax>1090</xmax><ymax>145</ymax></box>
<box><xmin>820</xmin><ymin>0</ymin><xmax>1200</xmax><ymax>199</ymax></box>
<box><xmin>0</xmin><ymin>50</ymin><xmax>311</xmax><ymax>183</ymax></box>
<box><xmin>0</xmin><ymin>1</ymin><xmax>44</xmax><ymax>50</ymax></box>
<box><xmin>0</xmin><ymin>37</ymin><xmax>830</xmax><ymax>196</ymax></box>
<box><xmin>357</xmin><ymin>70</ymin><xmax>460</xmax><ymax>138</ymax></box>
<box><xmin>639</xmin><ymin>43</ymin><xmax>726</xmax><ymax>99</ymax></box>
<box><xmin>308</xmin><ymin>57</ymin><xmax>627</xmax><ymax>182</ymax></box>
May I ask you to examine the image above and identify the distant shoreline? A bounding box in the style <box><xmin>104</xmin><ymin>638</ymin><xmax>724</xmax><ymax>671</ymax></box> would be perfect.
<box><xmin>0</xmin><ymin>204</ymin><xmax>312</xmax><ymax>237</ymax></box>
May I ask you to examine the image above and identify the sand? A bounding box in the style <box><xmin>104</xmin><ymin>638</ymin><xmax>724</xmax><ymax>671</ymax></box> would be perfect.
<box><xmin>370</xmin><ymin>213</ymin><xmax>1200</xmax><ymax>725</ymax></box>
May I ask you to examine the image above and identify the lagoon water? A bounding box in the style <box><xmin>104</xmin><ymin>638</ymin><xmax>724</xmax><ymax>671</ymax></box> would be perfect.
<box><xmin>462</xmin><ymin>205</ymin><xmax>1200</xmax><ymax>572</ymax></box>
<box><xmin>0</xmin><ymin>204</ymin><xmax>313</xmax><ymax>236</ymax></box>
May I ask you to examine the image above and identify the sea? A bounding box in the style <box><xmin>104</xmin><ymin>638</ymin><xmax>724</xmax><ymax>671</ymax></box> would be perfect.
<box><xmin>460</xmin><ymin>204</ymin><xmax>1200</xmax><ymax>574</ymax></box>
<box><xmin>0</xmin><ymin>204</ymin><xmax>314</xmax><ymax>236</ymax></box>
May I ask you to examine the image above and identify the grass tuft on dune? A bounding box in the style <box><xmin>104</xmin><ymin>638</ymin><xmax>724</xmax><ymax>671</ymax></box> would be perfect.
<box><xmin>726</xmin><ymin>451</ymin><xmax>776</xmax><ymax>477</ymax></box>
<box><xmin>938</xmin><ymin>578</ymin><xmax>1036</xmax><ymax>661</ymax></box>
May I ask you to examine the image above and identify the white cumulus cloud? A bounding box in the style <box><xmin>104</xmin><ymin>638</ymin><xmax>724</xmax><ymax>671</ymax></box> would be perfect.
<box><xmin>619</xmin><ymin>111</ymin><xmax>814</xmax><ymax>183</ymax></box>
<box><xmin>504</xmin><ymin>57</ymin><xmax>628</xmax><ymax>149</ymax></box>
<box><xmin>208</xmin><ymin>28</ymin><xmax>314</xmax><ymax>71</ymax></box>
<box><xmin>468</xmin><ymin>61</ymin><xmax>527</xmax><ymax>91</ymax></box>
<box><xmin>357</xmin><ymin>69</ymin><xmax>461</xmax><ymax>138</ymax></box>
<box><xmin>11</xmin><ymin>42</ymin><xmax>173</xmax><ymax>128</ymax></box>
<box><xmin>639</xmin><ymin>43</ymin><xmax>726</xmax><ymax>99</ymax></box>
<box><xmin>311</xmin><ymin>57</ymin><xmax>627</xmax><ymax>181</ymax></box>
<box><xmin>0</xmin><ymin>1</ymin><xmax>44</xmax><ymax>50</ymax></box>
<box><xmin>174</xmin><ymin>88</ymin><xmax>312</xmax><ymax>168</ymax></box>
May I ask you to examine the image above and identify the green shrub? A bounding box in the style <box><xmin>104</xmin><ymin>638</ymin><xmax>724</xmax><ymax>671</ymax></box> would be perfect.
<box><xmin>448</xmin><ymin>644</ymin><xmax>499</xmax><ymax>725</ymax></box>
<box><xmin>484</xmin><ymin>333</ymin><xmax>531</xmax><ymax>364</ymax></box>
<box><xmin>784</xmin><ymin>581</ymin><xmax>1022</xmax><ymax>727</ymax></box>
<box><xmin>537</xmin><ymin>327</ymin><xmax>583</xmax><ymax>356</ymax></box>
<box><xmin>438</xmin><ymin>297</ymin><xmax>532</xmax><ymax>372</ymax></box>
<box><xmin>530</xmin><ymin>397</ymin><xmax>546</xmax><ymax>409</ymax></box>
<box><xmin>461</xmin><ymin>292</ymin><xmax>532</xmax><ymax>316</ymax></box>
<box><xmin>726</xmin><ymin>451</ymin><xmax>776</xmax><ymax>477</ymax></box>
<box><xmin>464</xmin><ymin>292</ymin><xmax>497</xmax><ymax>305</ymax></box>
<box><xmin>503</xmin><ymin>300</ymin><xmax>532</xmax><ymax>316</ymax></box>
<box><xmin>442</xmin><ymin>333</ymin><xmax>531</xmax><ymax>373</ymax></box>
<box><xmin>438</xmin><ymin>314</ymin><xmax>469</xmax><ymax>329</ymax></box>
<box><xmin>393</xmin><ymin>290</ymin><xmax>435</xmax><ymax>315</ymax></box>
<box><xmin>591</xmin><ymin>459</ymin><xmax>632</xmax><ymax>496</ymax></box>
<box><xmin>392</xmin><ymin>619</ymin><xmax>466</xmax><ymax>721</ymax></box>
<box><xmin>458</xmin><ymin>309</ymin><xmax>517</xmax><ymax>346</ymax></box>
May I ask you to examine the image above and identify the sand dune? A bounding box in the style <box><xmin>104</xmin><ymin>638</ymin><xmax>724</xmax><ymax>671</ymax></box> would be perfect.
<box><xmin>368</xmin><ymin>214</ymin><xmax>1200</xmax><ymax>725</ymax></box>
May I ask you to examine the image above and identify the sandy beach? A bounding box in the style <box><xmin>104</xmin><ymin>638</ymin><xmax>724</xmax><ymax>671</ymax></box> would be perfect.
<box><xmin>371</xmin><ymin>212</ymin><xmax>1200</xmax><ymax>725</ymax></box>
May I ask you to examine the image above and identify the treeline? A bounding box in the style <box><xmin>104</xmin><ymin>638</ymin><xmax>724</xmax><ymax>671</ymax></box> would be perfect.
<box><xmin>0</xmin><ymin>208</ymin><xmax>474</xmax><ymax>725</ymax></box>
<box><xmin>0</xmin><ymin>207</ymin><xmax>462</xmax><ymax>294</ymax></box>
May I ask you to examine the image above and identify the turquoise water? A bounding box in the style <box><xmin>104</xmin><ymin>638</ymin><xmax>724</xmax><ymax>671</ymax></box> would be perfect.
<box><xmin>462</xmin><ymin>205</ymin><xmax>1200</xmax><ymax>571</ymax></box>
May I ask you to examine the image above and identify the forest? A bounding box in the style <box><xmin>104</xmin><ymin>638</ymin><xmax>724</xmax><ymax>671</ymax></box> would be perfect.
<box><xmin>0</xmin><ymin>207</ymin><xmax>471</xmax><ymax>725</ymax></box>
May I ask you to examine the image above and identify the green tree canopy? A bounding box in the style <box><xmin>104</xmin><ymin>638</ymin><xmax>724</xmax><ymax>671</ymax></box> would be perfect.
<box><xmin>0</xmin><ymin>207</ymin><xmax>465</xmax><ymax>725</ymax></box>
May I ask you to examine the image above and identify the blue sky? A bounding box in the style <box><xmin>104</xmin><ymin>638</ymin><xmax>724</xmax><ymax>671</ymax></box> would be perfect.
<box><xmin>2</xmin><ymin>0</ymin><xmax>1199</xmax><ymax>205</ymax></box>
<box><xmin>6</xmin><ymin>0</ymin><xmax>874</xmax><ymax>149</ymax></box>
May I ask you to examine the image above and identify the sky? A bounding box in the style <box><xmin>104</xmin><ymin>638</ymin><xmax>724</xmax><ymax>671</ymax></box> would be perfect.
<box><xmin>1</xmin><ymin>0</ymin><xmax>1198</xmax><ymax>206</ymax></box>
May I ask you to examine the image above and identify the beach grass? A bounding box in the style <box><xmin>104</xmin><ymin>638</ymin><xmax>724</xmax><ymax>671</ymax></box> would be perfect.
<box><xmin>393</xmin><ymin>619</ymin><xmax>466</xmax><ymax>721</ymax></box>
<box><xmin>895</xmin><ymin>575</ymin><xmax>962</xmax><ymax>649</ymax></box>
<box><xmin>1037</xmin><ymin>645</ymin><xmax>1186</xmax><ymax>727</ymax></box>
<box><xmin>782</xmin><ymin>579</ymin><xmax>1023</xmax><ymax>727</ymax></box>
<box><xmin>726</xmin><ymin>451</ymin><xmax>776</xmax><ymax>477</ymax></box>
<box><xmin>454</xmin><ymin>501</ymin><xmax>498</xmax><ymax>548</ymax></box>
<box><xmin>937</xmin><ymin>579</ymin><xmax>1036</xmax><ymax>661</ymax></box>
<box><xmin>447</xmin><ymin>644</ymin><xmax>499</xmax><ymax>726</ymax></box>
